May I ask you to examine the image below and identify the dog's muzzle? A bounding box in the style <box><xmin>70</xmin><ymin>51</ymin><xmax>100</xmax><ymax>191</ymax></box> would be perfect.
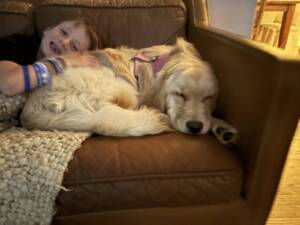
<box><xmin>186</xmin><ymin>120</ymin><xmax>203</xmax><ymax>134</ymax></box>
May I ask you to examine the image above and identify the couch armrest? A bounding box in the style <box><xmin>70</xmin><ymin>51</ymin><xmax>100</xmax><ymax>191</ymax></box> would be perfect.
<box><xmin>0</xmin><ymin>1</ymin><xmax>34</xmax><ymax>38</ymax></box>
<box><xmin>188</xmin><ymin>25</ymin><xmax>300</xmax><ymax>222</ymax></box>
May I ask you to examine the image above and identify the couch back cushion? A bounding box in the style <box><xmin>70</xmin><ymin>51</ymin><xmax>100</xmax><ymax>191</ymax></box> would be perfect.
<box><xmin>0</xmin><ymin>1</ymin><xmax>34</xmax><ymax>38</ymax></box>
<box><xmin>35</xmin><ymin>0</ymin><xmax>186</xmax><ymax>48</ymax></box>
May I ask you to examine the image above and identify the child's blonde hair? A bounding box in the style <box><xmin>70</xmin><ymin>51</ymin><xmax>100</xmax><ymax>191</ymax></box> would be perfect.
<box><xmin>73</xmin><ymin>18</ymin><xmax>102</xmax><ymax>50</ymax></box>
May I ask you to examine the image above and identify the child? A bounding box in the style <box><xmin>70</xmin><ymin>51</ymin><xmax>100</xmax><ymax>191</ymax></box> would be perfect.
<box><xmin>0</xmin><ymin>18</ymin><xmax>101</xmax><ymax>96</ymax></box>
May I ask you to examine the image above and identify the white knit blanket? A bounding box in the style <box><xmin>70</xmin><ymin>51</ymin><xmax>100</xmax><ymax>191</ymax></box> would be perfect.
<box><xmin>0</xmin><ymin>93</ymin><xmax>90</xmax><ymax>225</ymax></box>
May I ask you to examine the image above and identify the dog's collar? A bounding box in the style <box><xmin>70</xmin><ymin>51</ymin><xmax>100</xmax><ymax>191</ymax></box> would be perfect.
<box><xmin>132</xmin><ymin>52</ymin><xmax>169</xmax><ymax>82</ymax></box>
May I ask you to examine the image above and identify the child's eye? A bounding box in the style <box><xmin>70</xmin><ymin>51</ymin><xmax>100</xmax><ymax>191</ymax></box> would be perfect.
<box><xmin>60</xmin><ymin>29</ymin><xmax>68</xmax><ymax>36</ymax></box>
<box><xmin>71</xmin><ymin>44</ymin><xmax>78</xmax><ymax>52</ymax></box>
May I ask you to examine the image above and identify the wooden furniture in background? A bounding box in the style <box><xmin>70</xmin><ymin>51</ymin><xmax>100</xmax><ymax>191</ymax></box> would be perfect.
<box><xmin>255</xmin><ymin>1</ymin><xmax>300</xmax><ymax>48</ymax></box>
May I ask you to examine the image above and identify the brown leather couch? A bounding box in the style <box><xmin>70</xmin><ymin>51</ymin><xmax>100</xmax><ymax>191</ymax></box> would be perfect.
<box><xmin>1</xmin><ymin>0</ymin><xmax>300</xmax><ymax>224</ymax></box>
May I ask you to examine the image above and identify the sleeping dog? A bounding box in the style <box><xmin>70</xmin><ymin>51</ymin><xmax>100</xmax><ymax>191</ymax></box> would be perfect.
<box><xmin>20</xmin><ymin>38</ymin><xmax>238</xmax><ymax>145</ymax></box>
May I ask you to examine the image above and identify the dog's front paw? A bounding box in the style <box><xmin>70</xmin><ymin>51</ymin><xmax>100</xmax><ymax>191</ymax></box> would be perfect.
<box><xmin>146</xmin><ymin>109</ymin><xmax>173</xmax><ymax>134</ymax></box>
<box><xmin>211</xmin><ymin>118</ymin><xmax>238</xmax><ymax>146</ymax></box>
<box><xmin>157</xmin><ymin>113</ymin><xmax>174</xmax><ymax>132</ymax></box>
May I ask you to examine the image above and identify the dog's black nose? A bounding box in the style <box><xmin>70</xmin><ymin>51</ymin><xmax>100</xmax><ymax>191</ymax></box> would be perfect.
<box><xmin>186</xmin><ymin>121</ymin><xmax>203</xmax><ymax>134</ymax></box>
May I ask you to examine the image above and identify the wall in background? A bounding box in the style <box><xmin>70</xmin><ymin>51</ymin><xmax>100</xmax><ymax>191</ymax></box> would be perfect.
<box><xmin>207</xmin><ymin>0</ymin><xmax>257</xmax><ymax>37</ymax></box>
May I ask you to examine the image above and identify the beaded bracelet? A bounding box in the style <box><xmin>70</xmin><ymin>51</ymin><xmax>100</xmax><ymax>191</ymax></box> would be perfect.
<box><xmin>44</xmin><ymin>57</ymin><xmax>64</xmax><ymax>74</ymax></box>
<box><xmin>32</xmin><ymin>62</ymin><xmax>51</xmax><ymax>87</ymax></box>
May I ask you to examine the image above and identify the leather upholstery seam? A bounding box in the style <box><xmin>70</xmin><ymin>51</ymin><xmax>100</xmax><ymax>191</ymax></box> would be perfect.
<box><xmin>63</xmin><ymin>168</ymin><xmax>242</xmax><ymax>185</ymax></box>
<box><xmin>0</xmin><ymin>12</ymin><xmax>31</xmax><ymax>17</ymax></box>
<box><xmin>38</xmin><ymin>3</ymin><xmax>186</xmax><ymax>11</ymax></box>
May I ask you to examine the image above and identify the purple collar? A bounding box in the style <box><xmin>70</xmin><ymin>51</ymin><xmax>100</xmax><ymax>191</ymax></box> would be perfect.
<box><xmin>132</xmin><ymin>52</ymin><xmax>169</xmax><ymax>82</ymax></box>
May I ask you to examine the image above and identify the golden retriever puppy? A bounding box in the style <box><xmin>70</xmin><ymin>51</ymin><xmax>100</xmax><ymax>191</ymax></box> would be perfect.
<box><xmin>20</xmin><ymin>38</ymin><xmax>237</xmax><ymax>145</ymax></box>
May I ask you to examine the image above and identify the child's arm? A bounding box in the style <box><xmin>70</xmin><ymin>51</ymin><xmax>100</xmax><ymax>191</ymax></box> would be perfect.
<box><xmin>0</xmin><ymin>59</ymin><xmax>62</xmax><ymax>96</ymax></box>
<box><xmin>0</xmin><ymin>52</ymin><xmax>98</xmax><ymax>96</ymax></box>
<box><xmin>0</xmin><ymin>61</ymin><xmax>38</xmax><ymax>96</ymax></box>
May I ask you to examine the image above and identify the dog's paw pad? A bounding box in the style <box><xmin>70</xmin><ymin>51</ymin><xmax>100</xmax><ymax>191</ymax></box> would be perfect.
<box><xmin>212</xmin><ymin>126</ymin><xmax>238</xmax><ymax>146</ymax></box>
<box><xmin>223</xmin><ymin>132</ymin><xmax>234</xmax><ymax>141</ymax></box>
<box><xmin>215</xmin><ymin>127</ymin><xmax>225</xmax><ymax>135</ymax></box>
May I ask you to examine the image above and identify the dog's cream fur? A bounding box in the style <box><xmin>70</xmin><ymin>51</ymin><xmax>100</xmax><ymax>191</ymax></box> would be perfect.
<box><xmin>21</xmin><ymin>38</ymin><xmax>237</xmax><ymax>142</ymax></box>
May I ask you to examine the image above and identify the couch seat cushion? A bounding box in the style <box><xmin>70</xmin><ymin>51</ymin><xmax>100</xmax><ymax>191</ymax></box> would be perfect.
<box><xmin>56</xmin><ymin>132</ymin><xmax>243</xmax><ymax>216</ymax></box>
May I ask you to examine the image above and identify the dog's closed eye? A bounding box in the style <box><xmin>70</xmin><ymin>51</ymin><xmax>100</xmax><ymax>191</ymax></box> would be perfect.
<box><xmin>174</xmin><ymin>92</ymin><xmax>187</xmax><ymax>101</ymax></box>
<box><xmin>202</xmin><ymin>95</ymin><xmax>214</xmax><ymax>102</ymax></box>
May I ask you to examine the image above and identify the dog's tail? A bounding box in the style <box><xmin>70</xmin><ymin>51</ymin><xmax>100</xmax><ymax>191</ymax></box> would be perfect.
<box><xmin>22</xmin><ymin>102</ymin><xmax>171</xmax><ymax>136</ymax></box>
<box><xmin>92</xmin><ymin>104</ymin><xmax>172</xmax><ymax>136</ymax></box>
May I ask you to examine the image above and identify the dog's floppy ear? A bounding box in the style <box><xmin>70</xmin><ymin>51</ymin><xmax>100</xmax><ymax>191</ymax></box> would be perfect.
<box><xmin>174</xmin><ymin>37</ymin><xmax>201</xmax><ymax>58</ymax></box>
<box><xmin>139</xmin><ymin>80</ymin><xmax>166</xmax><ymax>112</ymax></box>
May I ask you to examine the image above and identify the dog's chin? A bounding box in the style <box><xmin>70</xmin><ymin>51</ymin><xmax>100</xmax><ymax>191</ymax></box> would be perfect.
<box><xmin>182</xmin><ymin>129</ymin><xmax>207</xmax><ymax>135</ymax></box>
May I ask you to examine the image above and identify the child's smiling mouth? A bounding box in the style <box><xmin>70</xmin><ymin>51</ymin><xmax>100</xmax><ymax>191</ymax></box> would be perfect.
<box><xmin>50</xmin><ymin>41</ymin><xmax>61</xmax><ymax>55</ymax></box>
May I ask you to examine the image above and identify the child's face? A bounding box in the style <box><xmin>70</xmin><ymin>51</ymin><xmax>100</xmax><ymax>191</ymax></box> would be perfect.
<box><xmin>40</xmin><ymin>21</ymin><xmax>91</xmax><ymax>57</ymax></box>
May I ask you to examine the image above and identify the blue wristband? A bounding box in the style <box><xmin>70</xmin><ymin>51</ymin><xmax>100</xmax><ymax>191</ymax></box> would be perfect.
<box><xmin>22</xmin><ymin>65</ymin><xmax>31</xmax><ymax>92</ymax></box>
